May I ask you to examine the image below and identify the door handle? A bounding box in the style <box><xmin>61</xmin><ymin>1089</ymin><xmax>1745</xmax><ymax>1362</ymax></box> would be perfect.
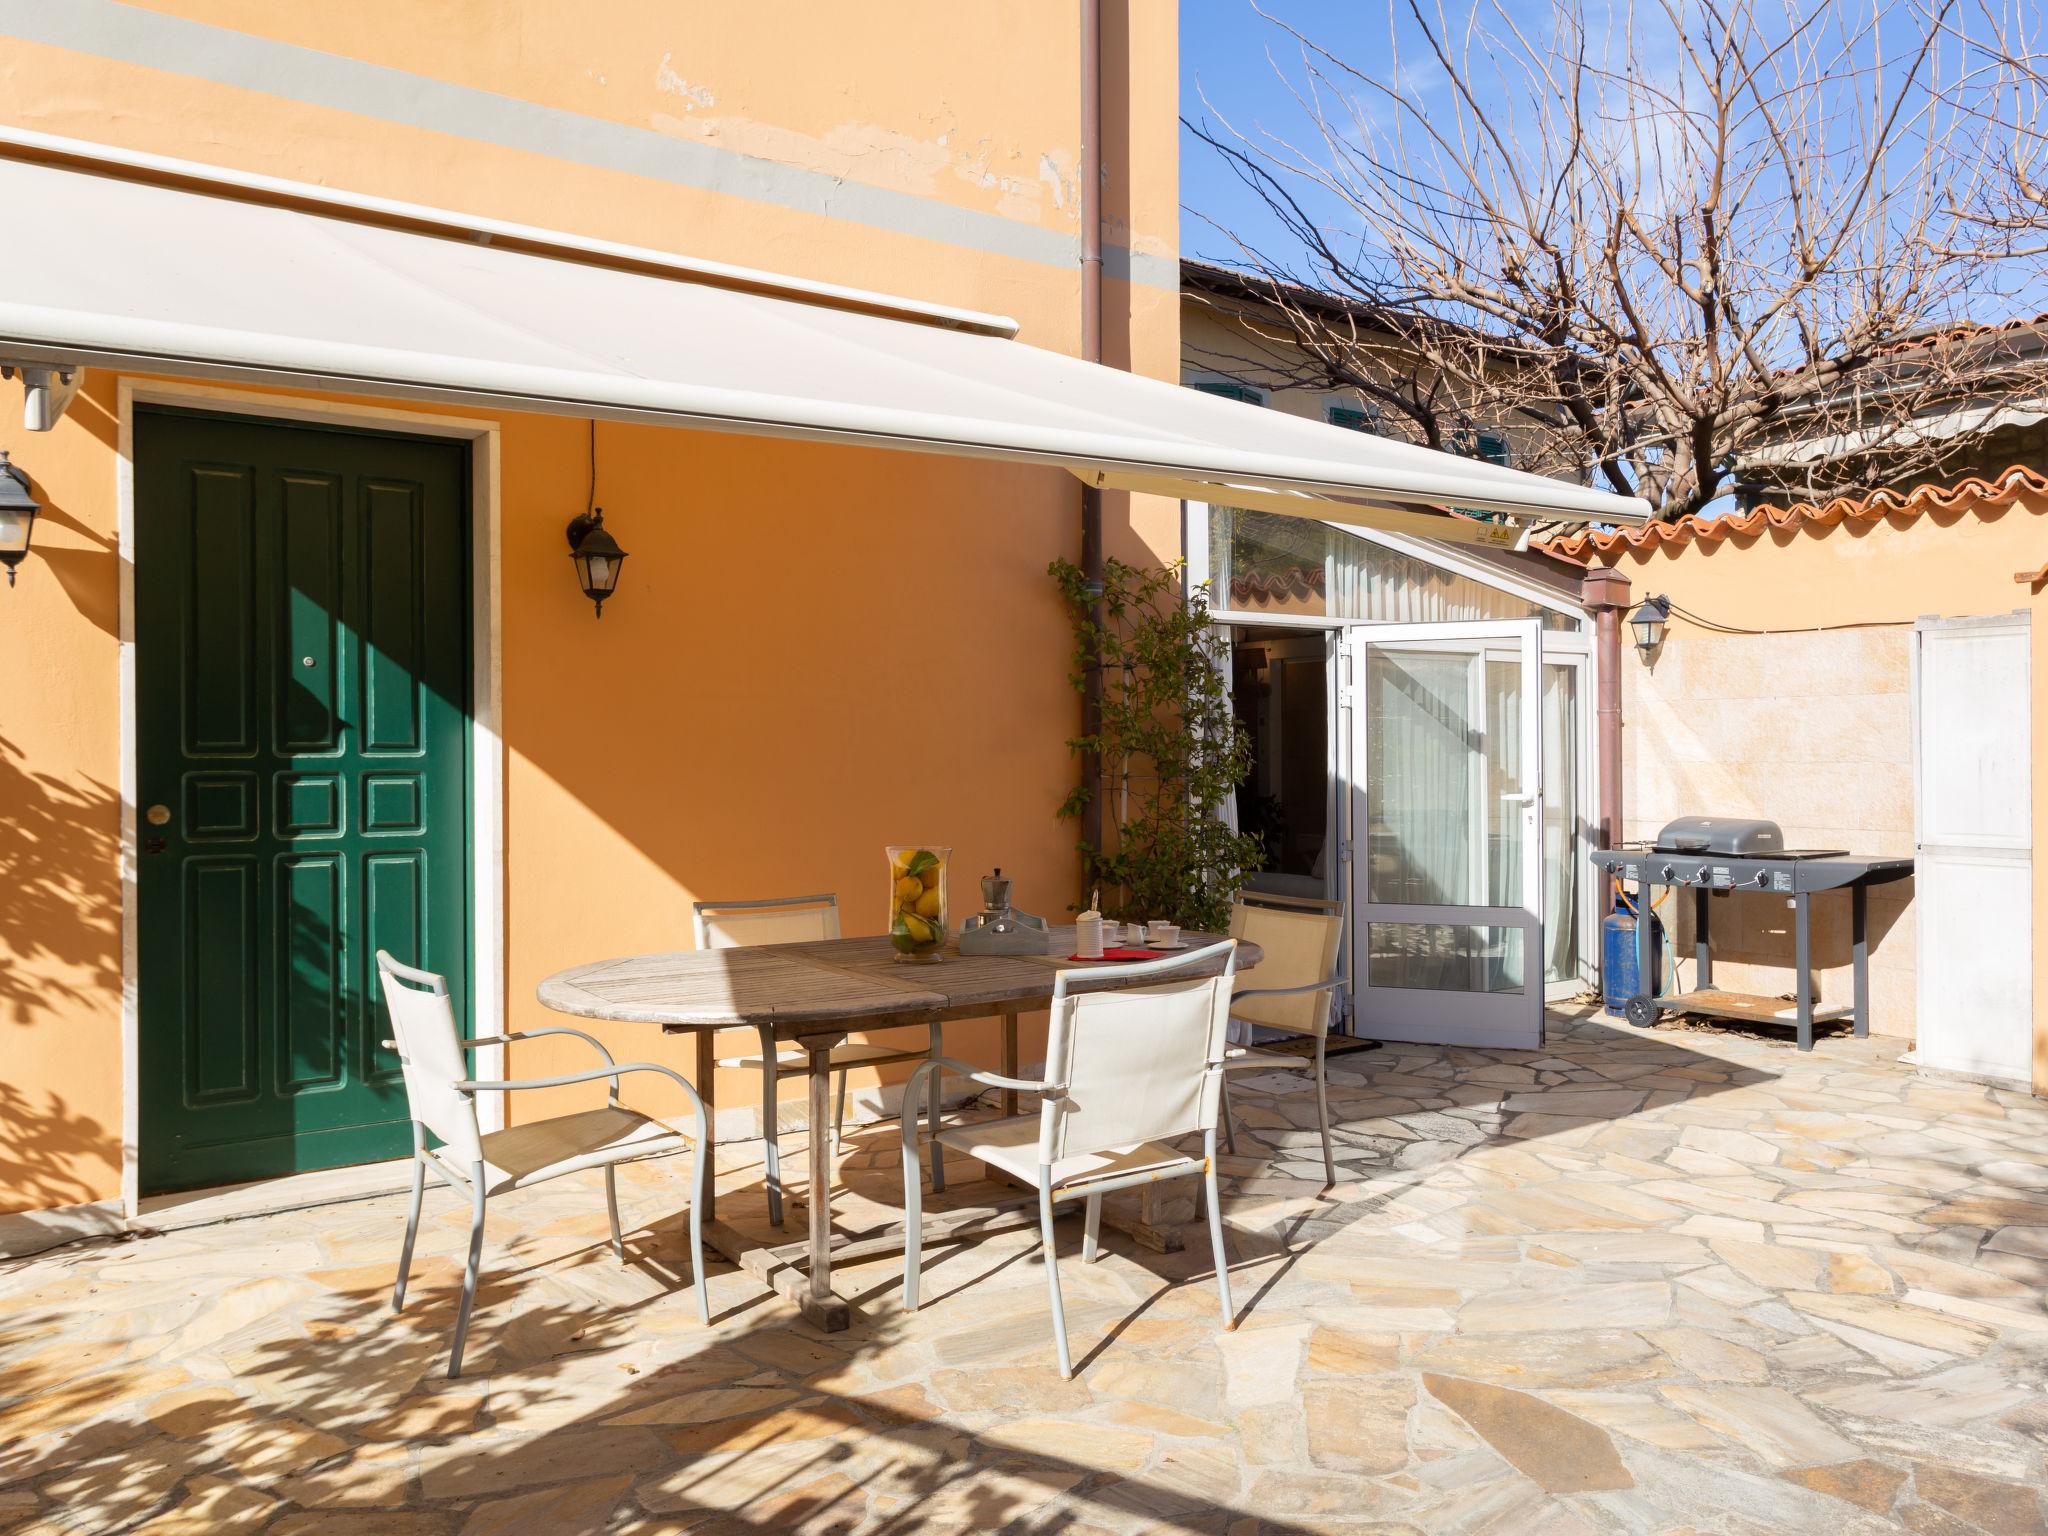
<box><xmin>146</xmin><ymin>803</ymin><xmax>172</xmax><ymax>826</ymax></box>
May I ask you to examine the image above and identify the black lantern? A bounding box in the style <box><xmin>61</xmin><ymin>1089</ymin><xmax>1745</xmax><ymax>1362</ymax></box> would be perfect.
<box><xmin>1630</xmin><ymin>594</ymin><xmax>1670</xmax><ymax>654</ymax></box>
<box><xmin>566</xmin><ymin>508</ymin><xmax>627</xmax><ymax>617</ymax></box>
<box><xmin>0</xmin><ymin>451</ymin><xmax>38</xmax><ymax>588</ymax></box>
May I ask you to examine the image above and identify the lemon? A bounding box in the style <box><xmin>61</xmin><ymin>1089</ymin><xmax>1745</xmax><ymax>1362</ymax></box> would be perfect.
<box><xmin>902</xmin><ymin>913</ymin><xmax>935</xmax><ymax>945</ymax></box>
<box><xmin>914</xmin><ymin>889</ymin><xmax>942</xmax><ymax>919</ymax></box>
<box><xmin>895</xmin><ymin>875</ymin><xmax>922</xmax><ymax>902</ymax></box>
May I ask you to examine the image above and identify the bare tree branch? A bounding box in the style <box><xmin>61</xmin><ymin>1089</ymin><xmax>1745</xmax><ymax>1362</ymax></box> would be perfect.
<box><xmin>1186</xmin><ymin>0</ymin><xmax>2043</xmax><ymax>521</ymax></box>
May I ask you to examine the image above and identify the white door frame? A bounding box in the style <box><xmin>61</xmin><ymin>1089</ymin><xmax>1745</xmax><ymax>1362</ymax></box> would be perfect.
<box><xmin>1347</xmin><ymin>619</ymin><xmax>1547</xmax><ymax>1049</ymax></box>
<box><xmin>116</xmin><ymin>378</ymin><xmax>505</xmax><ymax>1218</ymax></box>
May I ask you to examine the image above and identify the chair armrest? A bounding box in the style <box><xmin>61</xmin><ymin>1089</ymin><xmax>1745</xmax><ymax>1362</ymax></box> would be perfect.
<box><xmin>1232</xmin><ymin>977</ymin><xmax>1348</xmax><ymax>1002</ymax></box>
<box><xmin>456</xmin><ymin>1061</ymin><xmax>690</xmax><ymax>1099</ymax></box>
<box><xmin>384</xmin><ymin>1026</ymin><xmax>622</xmax><ymax>1093</ymax></box>
<box><xmin>919</xmin><ymin>1055</ymin><xmax>1058</xmax><ymax>1093</ymax></box>
<box><xmin>897</xmin><ymin>1056</ymin><xmax>1062</xmax><ymax>1145</ymax></box>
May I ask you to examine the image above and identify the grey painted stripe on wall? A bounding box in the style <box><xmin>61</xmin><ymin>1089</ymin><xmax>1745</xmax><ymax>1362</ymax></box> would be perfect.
<box><xmin>0</xmin><ymin>0</ymin><xmax>1176</xmax><ymax>289</ymax></box>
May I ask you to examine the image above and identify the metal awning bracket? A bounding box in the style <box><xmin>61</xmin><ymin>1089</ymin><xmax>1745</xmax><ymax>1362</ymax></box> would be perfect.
<box><xmin>2</xmin><ymin>361</ymin><xmax>81</xmax><ymax>431</ymax></box>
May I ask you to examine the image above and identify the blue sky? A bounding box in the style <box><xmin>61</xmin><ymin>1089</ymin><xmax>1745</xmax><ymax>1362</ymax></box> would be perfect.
<box><xmin>1179</xmin><ymin>0</ymin><xmax>1341</xmax><ymax>268</ymax></box>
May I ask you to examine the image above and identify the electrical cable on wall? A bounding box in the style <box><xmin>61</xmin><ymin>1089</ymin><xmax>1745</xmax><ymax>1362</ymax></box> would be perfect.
<box><xmin>1663</xmin><ymin>598</ymin><xmax>1914</xmax><ymax>638</ymax></box>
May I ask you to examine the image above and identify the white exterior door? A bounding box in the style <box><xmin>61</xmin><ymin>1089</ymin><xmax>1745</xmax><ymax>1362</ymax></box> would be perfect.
<box><xmin>1348</xmin><ymin>620</ymin><xmax>1546</xmax><ymax>1048</ymax></box>
<box><xmin>1913</xmin><ymin>612</ymin><xmax>2032</xmax><ymax>1085</ymax></box>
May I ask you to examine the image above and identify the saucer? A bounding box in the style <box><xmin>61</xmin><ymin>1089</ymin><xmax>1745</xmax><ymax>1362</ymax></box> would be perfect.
<box><xmin>1145</xmin><ymin>940</ymin><xmax>1190</xmax><ymax>951</ymax></box>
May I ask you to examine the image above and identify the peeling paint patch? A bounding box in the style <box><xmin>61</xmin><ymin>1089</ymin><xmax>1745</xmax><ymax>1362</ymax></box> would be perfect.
<box><xmin>1038</xmin><ymin>152</ymin><xmax>1070</xmax><ymax>211</ymax></box>
<box><xmin>654</xmin><ymin>51</ymin><xmax>714</xmax><ymax>111</ymax></box>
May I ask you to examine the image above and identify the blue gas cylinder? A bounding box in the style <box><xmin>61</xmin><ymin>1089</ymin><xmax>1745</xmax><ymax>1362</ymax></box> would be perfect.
<box><xmin>1602</xmin><ymin>908</ymin><xmax>1663</xmax><ymax>1018</ymax></box>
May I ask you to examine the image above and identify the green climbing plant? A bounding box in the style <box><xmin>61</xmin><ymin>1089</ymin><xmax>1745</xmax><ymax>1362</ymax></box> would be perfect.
<box><xmin>1050</xmin><ymin>555</ymin><xmax>1264</xmax><ymax>933</ymax></box>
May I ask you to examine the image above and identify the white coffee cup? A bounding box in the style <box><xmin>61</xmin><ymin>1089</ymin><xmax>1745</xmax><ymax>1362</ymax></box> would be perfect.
<box><xmin>1100</xmin><ymin>920</ymin><xmax>1121</xmax><ymax>946</ymax></box>
<box><xmin>1146</xmin><ymin>920</ymin><xmax>1179</xmax><ymax>947</ymax></box>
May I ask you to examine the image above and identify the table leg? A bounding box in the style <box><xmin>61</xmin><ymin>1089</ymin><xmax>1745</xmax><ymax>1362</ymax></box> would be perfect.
<box><xmin>1001</xmin><ymin>1005</ymin><xmax>1021</xmax><ymax>1118</ymax></box>
<box><xmin>1636</xmin><ymin>869</ymin><xmax>1654</xmax><ymax>1000</ymax></box>
<box><xmin>1852</xmin><ymin>884</ymin><xmax>1870</xmax><ymax>1039</ymax></box>
<box><xmin>1694</xmin><ymin>887</ymin><xmax>1712</xmax><ymax>989</ymax></box>
<box><xmin>1794</xmin><ymin>892</ymin><xmax>1814</xmax><ymax>1052</ymax></box>
<box><xmin>695</xmin><ymin>1029</ymin><xmax>718</xmax><ymax>1220</ymax></box>
<box><xmin>805</xmin><ymin>1032</ymin><xmax>844</xmax><ymax>1319</ymax></box>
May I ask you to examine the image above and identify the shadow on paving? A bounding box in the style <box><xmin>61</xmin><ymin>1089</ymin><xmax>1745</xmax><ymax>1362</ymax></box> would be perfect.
<box><xmin>0</xmin><ymin>1189</ymin><xmax>1325</xmax><ymax>1534</ymax></box>
<box><xmin>46</xmin><ymin>1009</ymin><xmax>2048</xmax><ymax>1533</ymax></box>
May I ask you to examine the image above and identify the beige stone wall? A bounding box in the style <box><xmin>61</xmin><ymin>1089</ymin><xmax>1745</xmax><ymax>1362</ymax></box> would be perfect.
<box><xmin>1591</xmin><ymin>489</ymin><xmax>2048</xmax><ymax>1064</ymax></box>
<box><xmin>1619</xmin><ymin>624</ymin><xmax>1917</xmax><ymax>1037</ymax></box>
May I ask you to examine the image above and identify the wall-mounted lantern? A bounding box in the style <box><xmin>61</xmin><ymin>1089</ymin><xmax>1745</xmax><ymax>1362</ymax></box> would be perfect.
<box><xmin>0</xmin><ymin>451</ymin><xmax>39</xmax><ymax>587</ymax></box>
<box><xmin>1630</xmin><ymin>594</ymin><xmax>1670</xmax><ymax>655</ymax></box>
<box><xmin>565</xmin><ymin>508</ymin><xmax>627</xmax><ymax>618</ymax></box>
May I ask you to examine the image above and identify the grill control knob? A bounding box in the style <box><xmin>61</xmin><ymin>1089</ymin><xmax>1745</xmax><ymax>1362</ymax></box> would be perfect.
<box><xmin>1659</xmin><ymin>864</ymin><xmax>1676</xmax><ymax>881</ymax></box>
<box><xmin>1752</xmin><ymin>870</ymin><xmax>1771</xmax><ymax>887</ymax></box>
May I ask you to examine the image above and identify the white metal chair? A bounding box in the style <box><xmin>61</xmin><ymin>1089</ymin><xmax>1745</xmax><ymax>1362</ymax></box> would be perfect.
<box><xmin>898</xmin><ymin>940</ymin><xmax>1240</xmax><ymax>1378</ymax></box>
<box><xmin>376</xmin><ymin>950</ymin><xmax>710</xmax><ymax>1378</ymax></box>
<box><xmin>693</xmin><ymin>894</ymin><xmax>941</xmax><ymax>1227</ymax></box>
<box><xmin>1219</xmin><ymin>892</ymin><xmax>1348</xmax><ymax>1186</ymax></box>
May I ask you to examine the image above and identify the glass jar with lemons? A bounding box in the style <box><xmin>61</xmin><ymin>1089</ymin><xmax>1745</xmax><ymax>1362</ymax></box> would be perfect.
<box><xmin>887</xmin><ymin>845</ymin><xmax>949</xmax><ymax>962</ymax></box>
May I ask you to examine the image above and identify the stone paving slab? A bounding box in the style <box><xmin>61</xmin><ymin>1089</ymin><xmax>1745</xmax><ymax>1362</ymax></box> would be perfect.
<box><xmin>3</xmin><ymin>1006</ymin><xmax>2048</xmax><ymax>1533</ymax></box>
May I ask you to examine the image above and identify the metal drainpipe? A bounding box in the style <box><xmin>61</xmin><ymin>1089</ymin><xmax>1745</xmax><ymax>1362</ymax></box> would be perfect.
<box><xmin>1078</xmin><ymin>0</ymin><xmax>1106</xmax><ymax>882</ymax></box>
<box><xmin>1580</xmin><ymin>564</ymin><xmax>1634</xmax><ymax>915</ymax></box>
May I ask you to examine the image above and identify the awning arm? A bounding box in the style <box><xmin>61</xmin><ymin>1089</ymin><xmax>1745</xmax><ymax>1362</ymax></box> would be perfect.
<box><xmin>1078</xmin><ymin>469</ymin><xmax>1531</xmax><ymax>550</ymax></box>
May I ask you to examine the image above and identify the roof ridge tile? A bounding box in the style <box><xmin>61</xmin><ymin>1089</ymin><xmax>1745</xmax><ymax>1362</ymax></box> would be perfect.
<box><xmin>1536</xmin><ymin>464</ymin><xmax>2048</xmax><ymax>561</ymax></box>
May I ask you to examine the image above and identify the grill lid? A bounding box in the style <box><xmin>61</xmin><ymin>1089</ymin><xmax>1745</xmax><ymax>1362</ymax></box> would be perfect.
<box><xmin>1654</xmin><ymin>816</ymin><xmax>1785</xmax><ymax>855</ymax></box>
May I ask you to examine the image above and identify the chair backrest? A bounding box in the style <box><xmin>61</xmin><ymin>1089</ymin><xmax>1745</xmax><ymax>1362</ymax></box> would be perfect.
<box><xmin>375</xmin><ymin>951</ymin><xmax>481</xmax><ymax>1162</ymax></box>
<box><xmin>1228</xmin><ymin>895</ymin><xmax>1343</xmax><ymax>1036</ymax></box>
<box><xmin>1040</xmin><ymin>941</ymin><xmax>1237</xmax><ymax>1164</ymax></box>
<box><xmin>693</xmin><ymin>893</ymin><xmax>841</xmax><ymax>949</ymax></box>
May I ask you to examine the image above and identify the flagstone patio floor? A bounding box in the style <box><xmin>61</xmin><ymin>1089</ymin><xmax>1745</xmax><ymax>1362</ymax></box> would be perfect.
<box><xmin>5</xmin><ymin>1004</ymin><xmax>2048</xmax><ymax>1534</ymax></box>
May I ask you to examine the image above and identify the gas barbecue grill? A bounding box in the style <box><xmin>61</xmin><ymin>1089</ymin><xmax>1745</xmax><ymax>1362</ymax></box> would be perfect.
<box><xmin>1589</xmin><ymin>817</ymin><xmax>1912</xmax><ymax>1051</ymax></box>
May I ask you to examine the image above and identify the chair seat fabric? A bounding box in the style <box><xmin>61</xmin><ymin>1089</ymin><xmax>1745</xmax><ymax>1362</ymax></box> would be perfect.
<box><xmin>478</xmin><ymin>1105</ymin><xmax>687</xmax><ymax>1193</ymax></box>
<box><xmin>716</xmin><ymin>1041</ymin><xmax>927</xmax><ymax>1072</ymax></box>
<box><xmin>933</xmin><ymin>1114</ymin><xmax>1196</xmax><ymax>1191</ymax></box>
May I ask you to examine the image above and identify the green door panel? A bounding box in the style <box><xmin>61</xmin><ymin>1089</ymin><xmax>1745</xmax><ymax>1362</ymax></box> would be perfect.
<box><xmin>136</xmin><ymin>409</ymin><xmax>470</xmax><ymax>1194</ymax></box>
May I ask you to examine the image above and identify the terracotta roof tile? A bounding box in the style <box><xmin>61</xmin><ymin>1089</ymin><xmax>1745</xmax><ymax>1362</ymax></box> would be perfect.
<box><xmin>1536</xmin><ymin>464</ymin><xmax>2048</xmax><ymax>562</ymax></box>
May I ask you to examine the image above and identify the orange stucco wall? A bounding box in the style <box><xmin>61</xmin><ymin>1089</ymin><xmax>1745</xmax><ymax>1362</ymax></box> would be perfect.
<box><xmin>0</xmin><ymin>2</ymin><xmax>1181</xmax><ymax>1211</ymax></box>
<box><xmin>1581</xmin><ymin>497</ymin><xmax>2048</xmax><ymax>1087</ymax></box>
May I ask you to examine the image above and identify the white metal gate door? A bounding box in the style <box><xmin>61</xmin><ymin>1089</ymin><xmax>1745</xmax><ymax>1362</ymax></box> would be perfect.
<box><xmin>1913</xmin><ymin>611</ymin><xmax>2032</xmax><ymax>1084</ymax></box>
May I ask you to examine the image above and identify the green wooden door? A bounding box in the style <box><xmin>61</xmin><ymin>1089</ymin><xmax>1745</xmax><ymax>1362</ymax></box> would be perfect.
<box><xmin>136</xmin><ymin>409</ymin><xmax>470</xmax><ymax>1194</ymax></box>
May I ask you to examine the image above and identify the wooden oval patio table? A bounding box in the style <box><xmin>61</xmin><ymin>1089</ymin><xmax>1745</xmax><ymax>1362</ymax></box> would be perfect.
<box><xmin>537</xmin><ymin>927</ymin><xmax>1257</xmax><ymax>1331</ymax></box>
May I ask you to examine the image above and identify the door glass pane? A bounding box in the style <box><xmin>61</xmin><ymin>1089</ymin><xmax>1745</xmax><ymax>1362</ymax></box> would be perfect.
<box><xmin>1365</xmin><ymin>648</ymin><xmax>1478</xmax><ymax>905</ymax></box>
<box><xmin>1485</xmin><ymin>659</ymin><xmax>1523</xmax><ymax>910</ymax></box>
<box><xmin>1365</xmin><ymin>648</ymin><xmax>1526</xmax><ymax>911</ymax></box>
<box><xmin>1543</xmin><ymin>664</ymin><xmax>1579</xmax><ymax>983</ymax></box>
<box><xmin>1366</xmin><ymin>923</ymin><xmax>1526</xmax><ymax>992</ymax></box>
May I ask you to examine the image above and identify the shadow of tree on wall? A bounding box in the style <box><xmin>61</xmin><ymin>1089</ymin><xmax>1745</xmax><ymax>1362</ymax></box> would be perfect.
<box><xmin>0</xmin><ymin>1083</ymin><xmax>117</xmax><ymax>1217</ymax></box>
<box><xmin>0</xmin><ymin>731</ymin><xmax>122</xmax><ymax>1209</ymax></box>
<box><xmin>0</xmin><ymin>729</ymin><xmax>121</xmax><ymax>1026</ymax></box>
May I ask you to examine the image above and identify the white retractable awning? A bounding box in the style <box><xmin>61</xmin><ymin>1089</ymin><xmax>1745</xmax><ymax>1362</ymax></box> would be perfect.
<box><xmin>0</xmin><ymin>137</ymin><xmax>1649</xmax><ymax>541</ymax></box>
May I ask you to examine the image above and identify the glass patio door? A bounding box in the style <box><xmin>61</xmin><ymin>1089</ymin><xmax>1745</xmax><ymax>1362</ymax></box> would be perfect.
<box><xmin>1348</xmin><ymin>620</ymin><xmax>1545</xmax><ymax>1049</ymax></box>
